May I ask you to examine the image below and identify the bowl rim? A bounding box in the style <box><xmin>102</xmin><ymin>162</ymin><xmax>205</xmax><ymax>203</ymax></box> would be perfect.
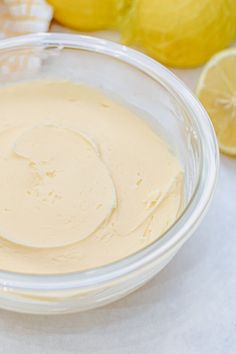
<box><xmin>0</xmin><ymin>33</ymin><xmax>219</xmax><ymax>291</ymax></box>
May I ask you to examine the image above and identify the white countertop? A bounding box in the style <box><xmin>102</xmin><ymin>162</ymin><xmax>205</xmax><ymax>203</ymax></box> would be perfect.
<box><xmin>0</xmin><ymin>31</ymin><xmax>235</xmax><ymax>354</ymax></box>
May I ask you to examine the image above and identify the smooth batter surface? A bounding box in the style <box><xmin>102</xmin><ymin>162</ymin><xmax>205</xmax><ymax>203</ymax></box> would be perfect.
<box><xmin>0</xmin><ymin>81</ymin><xmax>183</xmax><ymax>274</ymax></box>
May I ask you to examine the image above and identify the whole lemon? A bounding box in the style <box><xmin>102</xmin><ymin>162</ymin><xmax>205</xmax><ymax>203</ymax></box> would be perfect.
<box><xmin>120</xmin><ymin>0</ymin><xmax>236</xmax><ymax>68</ymax></box>
<box><xmin>48</xmin><ymin>0</ymin><xmax>118</xmax><ymax>31</ymax></box>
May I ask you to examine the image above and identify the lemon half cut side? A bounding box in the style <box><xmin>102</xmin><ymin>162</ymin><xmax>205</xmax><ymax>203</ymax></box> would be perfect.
<box><xmin>196</xmin><ymin>48</ymin><xmax>236</xmax><ymax>156</ymax></box>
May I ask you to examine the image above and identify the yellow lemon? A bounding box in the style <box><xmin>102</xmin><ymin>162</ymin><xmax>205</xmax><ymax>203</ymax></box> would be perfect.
<box><xmin>120</xmin><ymin>0</ymin><xmax>236</xmax><ymax>68</ymax></box>
<box><xmin>48</xmin><ymin>0</ymin><xmax>118</xmax><ymax>31</ymax></box>
<box><xmin>196</xmin><ymin>48</ymin><xmax>236</xmax><ymax>156</ymax></box>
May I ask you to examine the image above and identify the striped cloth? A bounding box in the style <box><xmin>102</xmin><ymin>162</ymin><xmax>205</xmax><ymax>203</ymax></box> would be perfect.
<box><xmin>0</xmin><ymin>0</ymin><xmax>53</xmax><ymax>75</ymax></box>
<box><xmin>0</xmin><ymin>0</ymin><xmax>52</xmax><ymax>38</ymax></box>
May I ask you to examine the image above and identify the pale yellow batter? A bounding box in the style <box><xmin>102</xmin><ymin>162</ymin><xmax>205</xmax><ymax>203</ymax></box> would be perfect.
<box><xmin>0</xmin><ymin>81</ymin><xmax>183</xmax><ymax>274</ymax></box>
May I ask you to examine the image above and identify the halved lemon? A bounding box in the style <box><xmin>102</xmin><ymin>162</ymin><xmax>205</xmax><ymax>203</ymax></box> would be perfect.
<box><xmin>196</xmin><ymin>48</ymin><xmax>236</xmax><ymax>156</ymax></box>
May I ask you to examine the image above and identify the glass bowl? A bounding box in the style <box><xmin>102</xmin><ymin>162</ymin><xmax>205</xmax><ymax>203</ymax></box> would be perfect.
<box><xmin>0</xmin><ymin>33</ymin><xmax>219</xmax><ymax>314</ymax></box>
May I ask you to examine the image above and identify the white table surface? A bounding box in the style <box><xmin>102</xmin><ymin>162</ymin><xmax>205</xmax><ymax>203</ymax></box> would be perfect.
<box><xmin>0</xmin><ymin>29</ymin><xmax>235</xmax><ymax>354</ymax></box>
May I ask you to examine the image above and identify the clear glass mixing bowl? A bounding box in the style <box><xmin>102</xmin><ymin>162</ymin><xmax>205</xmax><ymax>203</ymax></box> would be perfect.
<box><xmin>0</xmin><ymin>33</ymin><xmax>219</xmax><ymax>314</ymax></box>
